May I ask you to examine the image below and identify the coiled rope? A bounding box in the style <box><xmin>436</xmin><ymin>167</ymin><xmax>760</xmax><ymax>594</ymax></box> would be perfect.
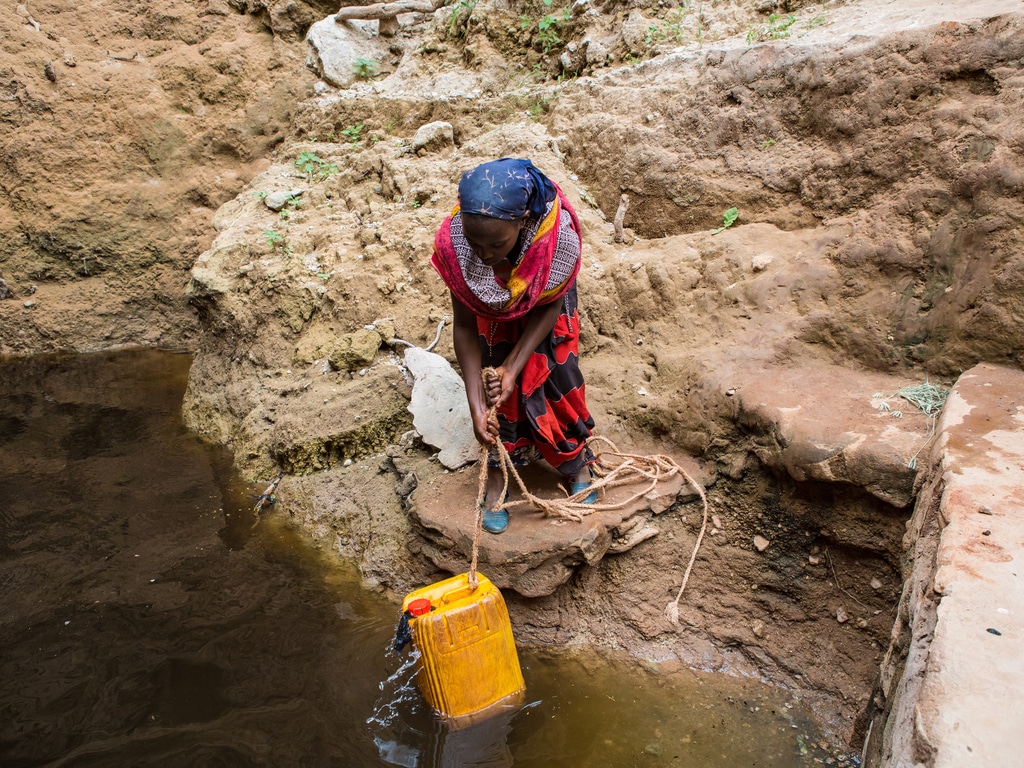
<box><xmin>468</xmin><ymin>368</ymin><xmax>708</xmax><ymax>624</ymax></box>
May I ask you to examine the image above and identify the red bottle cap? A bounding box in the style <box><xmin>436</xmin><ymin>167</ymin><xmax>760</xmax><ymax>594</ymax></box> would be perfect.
<box><xmin>407</xmin><ymin>598</ymin><xmax>432</xmax><ymax>617</ymax></box>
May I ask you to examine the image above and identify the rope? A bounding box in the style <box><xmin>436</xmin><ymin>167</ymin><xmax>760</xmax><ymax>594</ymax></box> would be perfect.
<box><xmin>468</xmin><ymin>368</ymin><xmax>708</xmax><ymax>623</ymax></box>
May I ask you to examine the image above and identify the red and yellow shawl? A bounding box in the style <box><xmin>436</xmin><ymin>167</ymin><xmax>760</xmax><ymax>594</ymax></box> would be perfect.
<box><xmin>430</xmin><ymin>185</ymin><xmax>582</xmax><ymax>322</ymax></box>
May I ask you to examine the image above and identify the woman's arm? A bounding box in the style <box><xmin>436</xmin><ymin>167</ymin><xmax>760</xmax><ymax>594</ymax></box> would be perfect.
<box><xmin>489</xmin><ymin>297</ymin><xmax>562</xmax><ymax>408</ymax></box>
<box><xmin>450</xmin><ymin>293</ymin><xmax>497</xmax><ymax>446</ymax></box>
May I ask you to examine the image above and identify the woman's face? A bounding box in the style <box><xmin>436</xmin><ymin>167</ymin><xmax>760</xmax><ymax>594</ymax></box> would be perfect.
<box><xmin>462</xmin><ymin>214</ymin><xmax>526</xmax><ymax>268</ymax></box>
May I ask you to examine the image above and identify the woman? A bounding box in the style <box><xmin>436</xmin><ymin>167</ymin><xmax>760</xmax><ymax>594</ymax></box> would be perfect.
<box><xmin>430</xmin><ymin>158</ymin><xmax>596</xmax><ymax>534</ymax></box>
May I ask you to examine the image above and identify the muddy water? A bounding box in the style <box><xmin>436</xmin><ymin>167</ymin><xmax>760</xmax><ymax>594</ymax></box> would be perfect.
<box><xmin>0</xmin><ymin>351</ymin><xmax>845</xmax><ymax>767</ymax></box>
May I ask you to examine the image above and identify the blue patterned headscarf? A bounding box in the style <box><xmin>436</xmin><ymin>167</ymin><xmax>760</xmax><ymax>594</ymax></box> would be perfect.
<box><xmin>457</xmin><ymin>158</ymin><xmax>557</xmax><ymax>220</ymax></box>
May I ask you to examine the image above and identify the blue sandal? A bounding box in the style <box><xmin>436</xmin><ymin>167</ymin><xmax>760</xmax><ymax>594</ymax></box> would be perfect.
<box><xmin>482</xmin><ymin>492</ymin><xmax>510</xmax><ymax>534</ymax></box>
<box><xmin>569</xmin><ymin>475</ymin><xmax>598</xmax><ymax>504</ymax></box>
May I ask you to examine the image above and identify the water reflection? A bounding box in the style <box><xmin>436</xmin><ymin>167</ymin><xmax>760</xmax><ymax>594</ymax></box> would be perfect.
<box><xmin>0</xmin><ymin>351</ymin><xmax>840</xmax><ymax>767</ymax></box>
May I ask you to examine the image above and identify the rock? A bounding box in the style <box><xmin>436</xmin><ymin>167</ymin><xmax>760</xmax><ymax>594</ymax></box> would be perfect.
<box><xmin>327</xmin><ymin>328</ymin><xmax>382</xmax><ymax>372</ymax></box>
<box><xmin>583</xmin><ymin>36</ymin><xmax>610</xmax><ymax>67</ymax></box>
<box><xmin>711</xmin><ymin>514</ymin><xmax>723</xmax><ymax>529</ymax></box>
<box><xmin>836</xmin><ymin>606</ymin><xmax>849</xmax><ymax>623</ymax></box>
<box><xmin>402</xmin><ymin>346</ymin><xmax>477</xmax><ymax>469</ymax></box>
<box><xmin>644</xmin><ymin>484</ymin><xmax>677</xmax><ymax>514</ymax></box>
<box><xmin>264</xmin><ymin>189</ymin><xmax>304</xmax><ymax>212</ymax></box>
<box><xmin>753</xmin><ymin>535</ymin><xmax>770</xmax><ymax>552</ymax></box>
<box><xmin>607</xmin><ymin>522</ymin><xmax>660</xmax><ymax>553</ymax></box>
<box><xmin>369</xmin><ymin>317</ymin><xmax>396</xmax><ymax>343</ymax></box>
<box><xmin>808</xmin><ymin>554</ymin><xmax>821</xmax><ymax>565</ymax></box>
<box><xmin>559</xmin><ymin>42</ymin><xmax>586</xmax><ymax>75</ymax></box>
<box><xmin>870</xmin><ymin>577</ymin><xmax>883</xmax><ymax>590</ymax></box>
<box><xmin>752</xmin><ymin>619</ymin><xmax>765</xmax><ymax>638</ymax></box>
<box><xmin>620</xmin><ymin>10</ymin><xmax>652</xmax><ymax>55</ymax></box>
<box><xmin>62</xmin><ymin>50</ymin><xmax>75</xmax><ymax>67</ymax></box>
<box><xmin>305</xmin><ymin>16</ymin><xmax>391</xmax><ymax>89</ymax></box>
<box><xmin>751</xmin><ymin>252</ymin><xmax>773</xmax><ymax>271</ymax></box>
<box><xmin>0</xmin><ymin>278</ymin><xmax>8</xmax><ymax>300</ymax></box>
<box><xmin>44</xmin><ymin>61</ymin><xmax>56</xmax><ymax>82</ymax></box>
<box><xmin>411</xmin><ymin>121</ymin><xmax>454</xmax><ymax>155</ymax></box>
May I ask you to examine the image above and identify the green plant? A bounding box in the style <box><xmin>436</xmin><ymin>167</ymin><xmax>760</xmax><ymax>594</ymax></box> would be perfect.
<box><xmin>340</xmin><ymin>123</ymin><xmax>365</xmax><ymax>144</ymax></box>
<box><xmin>746</xmin><ymin>13</ymin><xmax>797</xmax><ymax>45</ymax></box>
<box><xmin>873</xmin><ymin>381</ymin><xmax>950</xmax><ymax>468</ymax></box>
<box><xmin>760</xmin><ymin>138</ymin><xmax>776</xmax><ymax>149</ymax></box>
<box><xmin>263</xmin><ymin>229</ymin><xmax>285</xmax><ymax>249</ymax></box>
<box><xmin>521</xmin><ymin>5</ymin><xmax>571</xmax><ymax>53</ymax></box>
<box><xmin>645</xmin><ymin>6</ymin><xmax>688</xmax><ymax>45</ymax></box>
<box><xmin>710</xmin><ymin>207</ymin><xmax>739</xmax><ymax>235</ymax></box>
<box><xmin>447</xmin><ymin>0</ymin><xmax>476</xmax><ymax>38</ymax></box>
<box><xmin>294</xmin><ymin>151</ymin><xmax>338</xmax><ymax>180</ymax></box>
<box><xmin>802</xmin><ymin>14</ymin><xmax>827</xmax><ymax>30</ymax></box>
<box><xmin>255</xmin><ymin>190</ymin><xmax>269</xmax><ymax>199</ymax></box>
<box><xmin>527</xmin><ymin>94</ymin><xmax>551</xmax><ymax>121</ymax></box>
<box><xmin>352</xmin><ymin>57</ymin><xmax>378</xmax><ymax>80</ymax></box>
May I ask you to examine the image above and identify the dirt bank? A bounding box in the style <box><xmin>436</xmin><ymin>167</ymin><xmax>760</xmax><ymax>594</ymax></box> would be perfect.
<box><xmin>3</xmin><ymin>0</ymin><xmax>1023</xmax><ymax>757</ymax></box>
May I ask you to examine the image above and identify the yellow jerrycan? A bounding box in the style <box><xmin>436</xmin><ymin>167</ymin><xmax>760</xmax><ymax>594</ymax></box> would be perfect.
<box><xmin>401</xmin><ymin>572</ymin><xmax>525</xmax><ymax>721</ymax></box>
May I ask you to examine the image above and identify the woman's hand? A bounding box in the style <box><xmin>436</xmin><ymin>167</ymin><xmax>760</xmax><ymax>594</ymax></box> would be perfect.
<box><xmin>470</xmin><ymin>403</ymin><xmax>500</xmax><ymax>446</ymax></box>
<box><xmin>484</xmin><ymin>366</ymin><xmax>516</xmax><ymax>409</ymax></box>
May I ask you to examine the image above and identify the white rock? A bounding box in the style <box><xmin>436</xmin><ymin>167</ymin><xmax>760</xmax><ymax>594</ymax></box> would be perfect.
<box><xmin>305</xmin><ymin>17</ymin><xmax>390</xmax><ymax>89</ymax></box>
<box><xmin>751</xmin><ymin>252</ymin><xmax>774</xmax><ymax>271</ymax></box>
<box><xmin>753</xmin><ymin>535</ymin><xmax>770</xmax><ymax>552</ymax></box>
<box><xmin>404</xmin><ymin>347</ymin><xmax>477</xmax><ymax>469</ymax></box>
<box><xmin>411</xmin><ymin>121</ymin><xmax>454</xmax><ymax>154</ymax></box>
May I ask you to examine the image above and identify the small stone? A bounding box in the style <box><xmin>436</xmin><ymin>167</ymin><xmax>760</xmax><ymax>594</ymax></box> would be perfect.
<box><xmin>978</xmin><ymin>505</ymin><xmax>994</xmax><ymax>515</ymax></box>
<box><xmin>870</xmin><ymin>578</ymin><xmax>882</xmax><ymax>590</ymax></box>
<box><xmin>808</xmin><ymin>555</ymin><xmax>821</xmax><ymax>565</ymax></box>
<box><xmin>23</xmin><ymin>300</ymin><xmax>36</xmax><ymax>308</ymax></box>
<box><xmin>836</xmin><ymin>607</ymin><xmax>849</xmax><ymax>623</ymax></box>
<box><xmin>753</xmin><ymin>535</ymin><xmax>770</xmax><ymax>552</ymax></box>
<box><xmin>637</xmin><ymin>386</ymin><xmax>647</xmax><ymax>396</ymax></box>
<box><xmin>44</xmin><ymin>61</ymin><xmax>56</xmax><ymax>82</ymax></box>
<box><xmin>857</xmin><ymin>618</ymin><xmax>868</xmax><ymax>629</ymax></box>
<box><xmin>751</xmin><ymin>252</ymin><xmax>773</xmax><ymax>271</ymax></box>
<box><xmin>752</xmin><ymin>619</ymin><xmax>765</xmax><ymax>638</ymax></box>
<box><xmin>712</xmin><ymin>514</ymin><xmax>723</xmax><ymax>529</ymax></box>
<box><xmin>265</xmin><ymin>189</ymin><xmax>304</xmax><ymax>212</ymax></box>
<box><xmin>63</xmin><ymin>50</ymin><xmax>76</xmax><ymax>67</ymax></box>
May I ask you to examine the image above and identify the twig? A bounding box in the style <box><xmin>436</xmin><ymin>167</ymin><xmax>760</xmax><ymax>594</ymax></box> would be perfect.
<box><xmin>613</xmin><ymin>193</ymin><xmax>630</xmax><ymax>243</ymax></box>
<box><xmin>335</xmin><ymin>0</ymin><xmax>441</xmax><ymax>20</ymax></box>
<box><xmin>424</xmin><ymin>315</ymin><xmax>449</xmax><ymax>352</ymax></box>
<box><xmin>825</xmin><ymin>548</ymin><xmax>868</xmax><ymax>608</ymax></box>
<box><xmin>390</xmin><ymin>315</ymin><xmax>448</xmax><ymax>352</ymax></box>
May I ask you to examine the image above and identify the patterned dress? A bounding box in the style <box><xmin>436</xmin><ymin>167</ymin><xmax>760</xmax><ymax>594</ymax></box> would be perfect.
<box><xmin>431</xmin><ymin>192</ymin><xmax>596</xmax><ymax>476</ymax></box>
